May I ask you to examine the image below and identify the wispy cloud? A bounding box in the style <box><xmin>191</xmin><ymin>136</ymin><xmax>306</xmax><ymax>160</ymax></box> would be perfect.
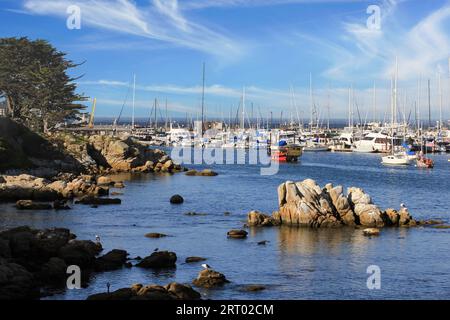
<box><xmin>22</xmin><ymin>0</ymin><xmax>243</xmax><ymax>58</ymax></box>
<box><xmin>181</xmin><ymin>0</ymin><xmax>366</xmax><ymax>10</ymax></box>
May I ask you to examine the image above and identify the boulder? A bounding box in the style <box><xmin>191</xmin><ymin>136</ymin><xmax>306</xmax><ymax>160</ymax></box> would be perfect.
<box><xmin>192</xmin><ymin>269</ymin><xmax>229</xmax><ymax>288</ymax></box>
<box><xmin>165</xmin><ymin>282</ymin><xmax>201</xmax><ymax>300</ymax></box>
<box><xmin>58</xmin><ymin>240</ymin><xmax>102</xmax><ymax>268</ymax></box>
<box><xmin>136</xmin><ymin>251</ymin><xmax>177</xmax><ymax>269</ymax></box>
<box><xmin>227</xmin><ymin>230</ymin><xmax>248</xmax><ymax>239</ymax></box>
<box><xmin>15</xmin><ymin>200</ymin><xmax>52</xmax><ymax>210</ymax></box>
<box><xmin>0</xmin><ymin>260</ymin><xmax>40</xmax><ymax>300</ymax></box>
<box><xmin>96</xmin><ymin>176</ymin><xmax>112</xmax><ymax>186</ymax></box>
<box><xmin>87</xmin><ymin>288</ymin><xmax>134</xmax><ymax>301</ymax></box>
<box><xmin>385</xmin><ymin>209</ymin><xmax>400</xmax><ymax>226</ymax></box>
<box><xmin>95</xmin><ymin>249</ymin><xmax>128</xmax><ymax>271</ymax></box>
<box><xmin>170</xmin><ymin>195</ymin><xmax>184</xmax><ymax>204</ymax></box>
<box><xmin>247</xmin><ymin>211</ymin><xmax>278</xmax><ymax>227</ymax></box>
<box><xmin>354</xmin><ymin>204</ymin><xmax>385</xmax><ymax>228</ymax></box>
<box><xmin>37</xmin><ymin>257</ymin><xmax>67</xmax><ymax>285</ymax></box>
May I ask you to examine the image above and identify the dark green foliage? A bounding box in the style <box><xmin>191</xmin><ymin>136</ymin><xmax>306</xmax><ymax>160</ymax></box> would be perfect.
<box><xmin>0</xmin><ymin>37</ymin><xmax>86</xmax><ymax>132</ymax></box>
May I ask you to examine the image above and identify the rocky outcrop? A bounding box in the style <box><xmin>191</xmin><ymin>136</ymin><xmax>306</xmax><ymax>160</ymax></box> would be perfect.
<box><xmin>86</xmin><ymin>135</ymin><xmax>183</xmax><ymax>174</ymax></box>
<box><xmin>0</xmin><ymin>174</ymin><xmax>111</xmax><ymax>202</ymax></box>
<box><xmin>136</xmin><ymin>251</ymin><xmax>177</xmax><ymax>269</ymax></box>
<box><xmin>0</xmin><ymin>226</ymin><xmax>112</xmax><ymax>299</ymax></box>
<box><xmin>95</xmin><ymin>249</ymin><xmax>129</xmax><ymax>272</ymax></box>
<box><xmin>87</xmin><ymin>282</ymin><xmax>201</xmax><ymax>301</ymax></box>
<box><xmin>274</xmin><ymin>180</ymin><xmax>418</xmax><ymax>228</ymax></box>
<box><xmin>193</xmin><ymin>269</ymin><xmax>229</xmax><ymax>288</ymax></box>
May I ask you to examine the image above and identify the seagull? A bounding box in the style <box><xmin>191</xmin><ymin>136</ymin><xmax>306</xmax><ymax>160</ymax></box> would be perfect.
<box><xmin>400</xmin><ymin>203</ymin><xmax>407</xmax><ymax>209</ymax></box>
<box><xmin>95</xmin><ymin>235</ymin><xmax>101</xmax><ymax>242</ymax></box>
<box><xmin>154</xmin><ymin>248</ymin><xmax>159</xmax><ymax>252</ymax></box>
<box><xmin>201</xmin><ymin>264</ymin><xmax>211</xmax><ymax>270</ymax></box>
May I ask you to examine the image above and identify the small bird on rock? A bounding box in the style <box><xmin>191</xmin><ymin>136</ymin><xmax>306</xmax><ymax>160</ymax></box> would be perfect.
<box><xmin>201</xmin><ymin>264</ymin><xmax>211</xmax><ymax>270</ymax></box>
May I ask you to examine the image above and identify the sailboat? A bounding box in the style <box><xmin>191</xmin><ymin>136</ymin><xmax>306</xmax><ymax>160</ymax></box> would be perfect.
<box><xmin>382</xmin><ymin>58</ymin><xmax>411</xmax><ymax>166</ymax></box>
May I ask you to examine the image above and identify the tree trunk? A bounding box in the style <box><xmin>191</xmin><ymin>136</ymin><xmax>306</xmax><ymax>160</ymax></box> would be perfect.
<box><xmin>6</xmin><ymin>95</ymin><xmax>14</xmax><ymax>117</ymax></box>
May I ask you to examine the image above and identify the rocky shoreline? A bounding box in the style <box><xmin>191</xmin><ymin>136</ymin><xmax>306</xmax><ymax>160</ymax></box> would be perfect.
<box><xmin>1</xmin><ymin>120</ymin><xmax>186</xmax><ymax>205</ymax></box>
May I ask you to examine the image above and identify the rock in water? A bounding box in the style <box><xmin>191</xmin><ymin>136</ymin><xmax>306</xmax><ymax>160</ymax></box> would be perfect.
<box><xmin>75</xmin><ymin>196</ymin><xmax>121</xmax><ymax>205</ymax></box>
<box><xmin>15</xmin><ymin>200</ymin><xmax>52</xmax><ymax>210</ymax></box>
<box><xmin>165</xmin><ymin>282</ymin><xmax>201</xmax><ymax>300</ymax></box>
<box><xmin>247</xmin><ymin>211</ymin><xmax>278</xmax><ymax>227</ymax></box>
<box><xmin>185</xmin><ymin>257</ymin><xmax>207</xmax><ymax>263</ymax></box>
<box><xmin>363</xmin><ymin>228</ymin><xmax>381</xmax><ymax>236</ymax></box>
<box><xmin>87</xmin><ymin>282</ymin><xmax>201</xmax><ymax>301</ymax></box>
<box><xmin>192</xmin><ymin>269</ymin><xmax>229</xmax><ymax>288</ymax></box>
<box><xmin>170</xmin><ymin>195</ymin><xmax>184</xmax><ymax>204</ymax></box>
<box><xmin>136</xmin><ymin>251</ymin><xmax>177</xmax><ymax>269</ymax></box>
<box><xmin>145</xmin><ymin>233</ymin><xmax>168</xmax><ymax>238</ymax></box>
<box><xmin>274</xmin><ymin>179</ymin><xmax>417</xmax><ymax>229</ymax></box>
<box><xmin>95</xmin><ymin>249</ymin><xmax>129</xmax><ymax>271</ymax></box>
<box><xmin>227</xmin><ymin>230</ymin><xmax>248</xmax><ymax>239</ymax></box>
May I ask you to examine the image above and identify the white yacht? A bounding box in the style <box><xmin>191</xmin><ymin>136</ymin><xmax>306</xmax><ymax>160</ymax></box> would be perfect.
<box><xmin>353</xmin><ymin>132</ymin><xmax>393</xmax><ymax>153</ymax></box>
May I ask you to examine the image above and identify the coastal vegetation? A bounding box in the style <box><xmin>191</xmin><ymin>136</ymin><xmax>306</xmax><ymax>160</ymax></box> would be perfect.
<box><xmin>0</xmin><ymin>37</ymin><xmax>86</xmax><ymax>132</ymax></box>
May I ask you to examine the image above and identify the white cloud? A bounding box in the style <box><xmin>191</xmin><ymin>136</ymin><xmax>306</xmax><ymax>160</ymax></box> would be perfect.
<box><xmin>22</xmin><ymin>0</ymin><xmax>243</xmax><ymax>58</ymax></box>
<box><xmin>181</xmin><ymin>0</ymin><xmax>365</xmax><ymax>10</ymax></box>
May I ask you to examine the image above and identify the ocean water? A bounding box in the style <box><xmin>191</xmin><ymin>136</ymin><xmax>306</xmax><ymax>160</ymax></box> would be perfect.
<box><xmin>0</xmin><ymin>152</ymin><xmax>449</xmax><ymax>300</ymax></box>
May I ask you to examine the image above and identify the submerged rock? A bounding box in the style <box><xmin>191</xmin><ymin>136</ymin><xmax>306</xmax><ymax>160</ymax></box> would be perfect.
<box><xmin>193</xmin><ymin>269</ymin><xmax>229</xmax><ymax>288</ymax></box>
<box><xmin>145</xmin><ymin>233</ymin><xmax>168</xmax><ymax>239</ymax></box>
<box><xmin>185</xmin><ymin>169</ymin><xmax>218</xmax><ymax>177</ymax></box>
<box><xmin>15</xmin><ymin>200</ymin><xmax>52</xmax><ymax>210</ymax></box>
<box><xmin>75</xmin><ymin>196</ymin><xmax>121</xmax><ymax>205</ymax></box>
<box><xmin>185</xmin><ymin>257</ymin><xmax>207</xmax><ymax>263</ymax></box>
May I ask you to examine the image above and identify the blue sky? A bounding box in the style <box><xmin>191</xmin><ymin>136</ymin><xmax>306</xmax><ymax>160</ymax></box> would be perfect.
<box><xmin>1</xmin><ymin>0</ymin><xmax>449</xmax><ymax>121</ymax></box>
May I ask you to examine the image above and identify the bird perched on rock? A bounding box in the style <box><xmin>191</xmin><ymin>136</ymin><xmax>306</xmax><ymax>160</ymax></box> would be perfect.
<box><xmin>154</xmin><ymin>248</ymin><xmax>159</xmax><ymax>252</ymax></box>
<box><xmin>95</xmin><ymin>235</ymin><xmax>101</xmax><ymax>243</ymax></box>
<box><xmin>400</xmin><ymin>203</ymin><xmax>407</xmax><ymax>209</ymax></box>
<box><xmin>201</xmin><ymin>264</ymin><xmax>211</xmax><ymax>270</ymax></box>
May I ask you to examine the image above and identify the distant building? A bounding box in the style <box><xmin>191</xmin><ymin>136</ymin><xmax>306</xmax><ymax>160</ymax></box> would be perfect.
<box><xmin>0</xmin><ymin>100</ymin><xmax>6</xmax><ymax>117</ymax></box>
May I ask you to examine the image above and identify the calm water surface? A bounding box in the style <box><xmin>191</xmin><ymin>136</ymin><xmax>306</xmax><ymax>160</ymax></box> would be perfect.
<box><xmin>0</xmin><ymin>152</ymin><xmax>449</xmax><ymax>300</ymax></box>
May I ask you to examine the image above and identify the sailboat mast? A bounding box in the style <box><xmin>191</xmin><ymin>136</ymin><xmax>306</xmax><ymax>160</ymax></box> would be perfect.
<box><xmin>438</xmin><ymin>72</ymin><xmax>443</xmax><ymax>132</ymax></box>
<box><xmin>132</xmin><ymin>74</ymin><xmax>136</xmax><ymax>129</ymax></box>
<box><xmin>310</xmin><ymin>73</ymin><xmax>313</xmax><ymax>131</ymax></box>
<box><xmin>241</xmin><ymin>86</ymin><xmax>246</xmax><ymax>130</ymax></box>
<box><xmin>201</xmin><ymin>62</ymin><xmax>206</xmax><ymax>137</ymax></box>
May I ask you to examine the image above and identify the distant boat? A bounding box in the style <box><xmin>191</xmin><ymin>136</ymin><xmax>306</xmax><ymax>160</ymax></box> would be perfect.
<box><xmin>382</xmin><ymin>154</ymin><xmax>410</xmax><ymax>166</ymax></box>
